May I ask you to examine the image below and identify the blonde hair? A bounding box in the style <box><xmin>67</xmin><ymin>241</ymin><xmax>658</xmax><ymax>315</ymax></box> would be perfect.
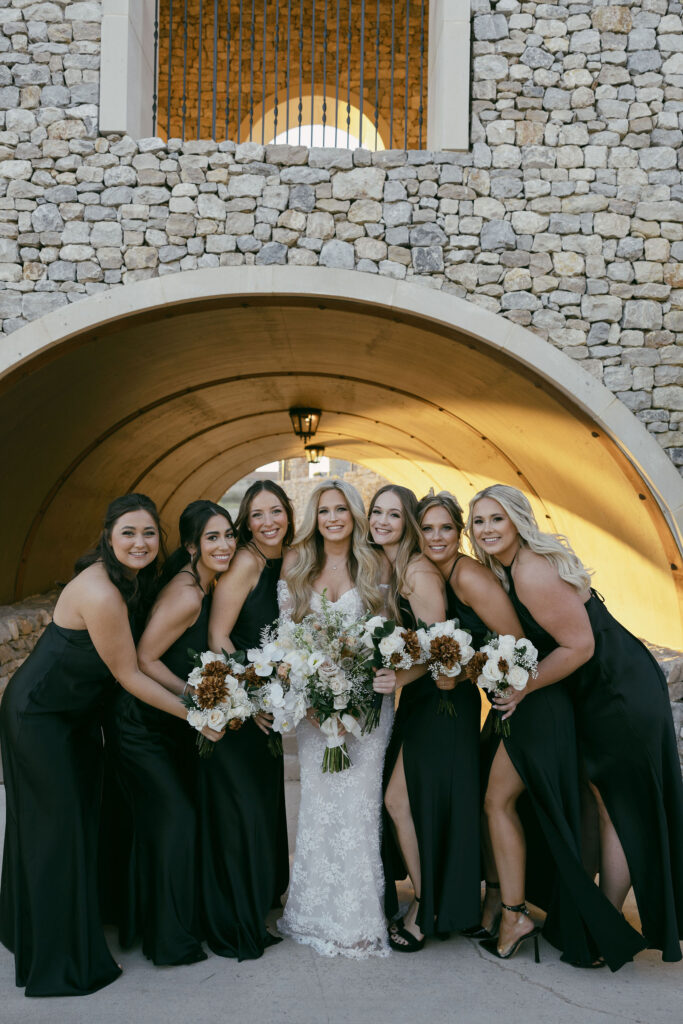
<box><xmin>285</xmin><ymin>479</ymin><xmax>384</xmax><ymax>622</ymax></box>
<box><xmin>466</xmin><ymin>484</ymin><xmax>592</xmax><ymax>593</ymax></box>
<box><xmin>369</xmin><ymin>485</ymin><xmax>424</xmax><ymax>622</ymax></box>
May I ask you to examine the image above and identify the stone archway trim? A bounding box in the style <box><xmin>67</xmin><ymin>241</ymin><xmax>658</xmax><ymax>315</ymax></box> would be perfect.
<box><xmin>2</xmin><ymin>265</ymin><xmax>682</xmax><ymax>547</ymax></box>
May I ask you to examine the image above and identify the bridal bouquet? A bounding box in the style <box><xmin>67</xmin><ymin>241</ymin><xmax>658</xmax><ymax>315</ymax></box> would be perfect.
<box><xmin>360</xmin><ymin>615</ymin><xmax>423</xmax><ymax>731</ymax></box>
<box><xmin>468</xmin><ymin>634</ymin><xmax>538</xmax><ymax>737</ymax></box>
<box><xmin>183</xmin><ymin>650</ymin><xmax>254</xmax><ymax>757</ymax></box>
<box><xmin>417</xmin><ymin>620</ymin><xmax>475</xmax><ymax>716</ymax></box>
<box><xmin>241</xmin><ymin>638</ymin><xmax>309</xmax><ymax>757</ymax></box>
<box><xmin>276</xmin><ymin>595</ymin><xmax>376</xmax><ymax>772</ymax></box>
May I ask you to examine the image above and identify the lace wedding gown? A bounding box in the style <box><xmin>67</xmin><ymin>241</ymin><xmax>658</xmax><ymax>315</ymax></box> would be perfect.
<box><xmin>277</xmin><ymin>584</ymin><xmax>394</xmax><ymax>958</ymax></box>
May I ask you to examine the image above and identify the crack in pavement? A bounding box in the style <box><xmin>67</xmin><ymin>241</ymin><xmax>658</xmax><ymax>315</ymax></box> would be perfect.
<box><xmin>472</xmin><ymin>941</ymin><xmax>645</xmax><ymax>1022</ymax></box>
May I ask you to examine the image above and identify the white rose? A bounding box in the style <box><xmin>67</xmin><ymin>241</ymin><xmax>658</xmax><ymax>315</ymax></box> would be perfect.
<box><xmin>482</xmin><ymin>658</ymin><xmax>503</xmax><ymax>684</ymax></box>
<box><xmin>307</xmin><ymin>651</ymin><xmax>326</xmax><ymax>672</ymax></box>
<box><xmin>507</xmin><ymin>665</ymin><xmax>529</xmax><ymax>691</ymax></box>
<box><xmin>378</xmin><ymin>633</ymin><xmax>404</xmax><ymax>659</ymax></box>
<box><xmin>200</xmin><ymin>650</ymin><xmax>226</xmax><ymax>667</ymax></box>
<box><xmin>207</xmin><ymin>708</ymin><xmax>227</xmax><ymax>730</ymax></box>
<box><xmin>187</xmin><ymin>708</ymin><xmax>205</xmax><ymax>731</ymax></box>
<box><xmin>186</xmin><ymin>666</ymin><xmax>203</xmax><ymax>689</ymax></box>
<box><xmin>333</xmin><ymin>691</ymin><xmax>351</xmax><ymax>710</ymax></box>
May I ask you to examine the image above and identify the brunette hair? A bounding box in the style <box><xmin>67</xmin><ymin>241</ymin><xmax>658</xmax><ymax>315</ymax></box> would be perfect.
<box><xmin>74</xmin><ymin>493</ymin><xmax>165</xmax><ymax>617</ymax></box>
<box><xmin>234</xmin><ymin>480</ymin><xmax>295</xmax><ymax>551</ymax></box>
<box><xmin>158</xmin><ymin>500</ymin><xmax>234</xmax><ymax>589</ymax></box>
<box><xmin>368</xmin><ymin>484</ymin><xmax>423</xmax><ymax>621</ymax></box>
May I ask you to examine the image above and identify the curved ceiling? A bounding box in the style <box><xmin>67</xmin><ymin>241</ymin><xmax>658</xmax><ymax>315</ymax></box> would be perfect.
<box><xmin>1</xmin><ymin>269</ymin><xmax>681</xmax><ymax>647</ymax></box>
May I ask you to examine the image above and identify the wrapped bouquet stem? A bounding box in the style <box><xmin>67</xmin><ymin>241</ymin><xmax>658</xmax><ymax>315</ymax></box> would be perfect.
<box><xmin>319</xmin><ymin>714</ymin><xmax>362</xmax><ymax>772</ymax></box>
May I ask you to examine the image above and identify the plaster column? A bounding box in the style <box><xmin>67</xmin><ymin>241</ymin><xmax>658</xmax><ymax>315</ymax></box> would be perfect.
<box><xmin>100</xmin><ymin>0</ymin><xmax>156</xmax><ymax>137</ymax></box>
<box><xmin>427</xmin><ymin>0</ymin><xmax>471</xmax><ymax>151</ymax></box>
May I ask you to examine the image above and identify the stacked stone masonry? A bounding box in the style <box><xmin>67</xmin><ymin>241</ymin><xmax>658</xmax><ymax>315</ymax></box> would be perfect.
<box><xmin>0</xmin><ymin>0</ymin><xmax>681</xmax><ymax>477</ymax></box>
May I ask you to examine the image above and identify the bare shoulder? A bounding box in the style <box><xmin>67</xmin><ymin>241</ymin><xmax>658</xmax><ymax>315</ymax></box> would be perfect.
<box><xmin>405</xmin><ymin>554</ymin><xmax>443</xmax><ymax>589</ymax></box>
<box><xmin>154</xmin><ymin>571</ymin><xmax>203</xmax><ymax>616</ymax></box>
<box><xmin>454</xmin><ymin>555</ymin><xmax>500</xmax><ymax>597</ymax></box>
<box><xmin>54</xmin><ymin>562</ymin><xmax>126</xmax><ymax>627</ymax></box>
<box><xmin>216</xmin><ymin>545</ymin><xmax>261</xmax><ymax>590</ymax></box>
<box><xmin>514</xmin><ymin>548</ymin><xmax>557</xmax><ymax>586</ymax></box>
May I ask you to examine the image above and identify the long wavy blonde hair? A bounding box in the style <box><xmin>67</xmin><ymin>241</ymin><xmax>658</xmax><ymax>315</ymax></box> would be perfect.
<box><xmin>466</xmin><ymin>484</ymin><xmax>592</xmax><ymax>592</ymax></box>
<box><xmin>368</xmin><ymin>484</ymin><xmax>424</xmax><ymax>622</ymax></box>
<box><xmin>285</xmin><ymin>479</ymin><xmax>384</xmax><ymax>622</ymax></box>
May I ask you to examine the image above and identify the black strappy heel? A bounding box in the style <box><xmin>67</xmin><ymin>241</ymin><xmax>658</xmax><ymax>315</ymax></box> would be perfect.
<box><xmin>480</xmin><ymin>901</ymin><xmax>541</xmax><ymax>963</ymax></box>
<box><xmin>389</xmin><ymin>896</ymin><xmax>425</xmax><ymax>953</ymax></box>
<box><xmin>461</xmin><ymin>880</ymin><xmax>502</xmax><ymax>940</ymax></box>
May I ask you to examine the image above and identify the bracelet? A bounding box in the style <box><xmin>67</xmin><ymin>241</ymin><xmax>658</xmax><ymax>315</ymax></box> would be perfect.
<box><xmin>182</xmin><ymin>682</ymin><xmax>189</xmax><ymax>696</ymax></box>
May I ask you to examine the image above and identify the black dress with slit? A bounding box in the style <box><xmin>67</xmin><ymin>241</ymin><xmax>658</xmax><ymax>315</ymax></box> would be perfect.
<box><xmin>198</xmin><ymin>556</ymin><xmax>288</xmax><ymax>960</ymax></box>
<box><xmin>382</xmin><ymin>591</ymin><xmax>482</xmax><ymax>936</ymax></box>
<box><xmin>0</xmin><ymin>623</ymin><xmax>123</xmax><ymax>997</ymax></box>
<box><xmin>494</xmin><ymin>567</ymin><xmax>647</xmax><ymax>970</ymax></box>
<box><xmin>112</xmin><ymin>589</ymin><xmax>211</xmax><ymax>965</ymax></box>
<box><xmin>567</xmin><ymin>591</ymin><xmax>683</xmax><ymax>962</ymax></box>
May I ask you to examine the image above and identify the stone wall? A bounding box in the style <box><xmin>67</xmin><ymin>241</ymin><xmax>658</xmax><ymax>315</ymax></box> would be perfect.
<box><xmin>0</xmin><ymin>591</ymin><xmax>57</xmax><ymax>696</ymax></box>
<box><xmin>156</xmin><ymin>0</ymin><xmax>427</xmax><ymax>149</ymax></box>
<box><xmin>0</xmin><ymin>1</ymin><xmax>681</xmax><ymax>473</ymax></box>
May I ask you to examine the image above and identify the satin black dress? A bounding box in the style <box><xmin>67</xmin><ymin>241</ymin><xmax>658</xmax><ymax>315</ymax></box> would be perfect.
<box><xmin>495</xmin><ymin>567</ymin><xmax>646</xmax><ymax>970</ymax></box>
<box><xmin>382</xmin><ymin>589</ymin><xmax>482</xmax><ymax>936</ymax></box>
<box><xmin>0</xmin><ymin>623</ymin><xmax>122</xmax><ymax>997</ymax></box>
<box><xmin>566</xmin><ymin>592</ymin><xmax>683</xmax><ymax>962</ymax></box>
<box><xmin>112</xmin><ymin>588</ymin><xmax>211</xmax><ymax>965</ymax></box>
<box><xmin>199</xmin><ymin>556</ymin><xmax>288</xmax><ymax>960</ymax></box>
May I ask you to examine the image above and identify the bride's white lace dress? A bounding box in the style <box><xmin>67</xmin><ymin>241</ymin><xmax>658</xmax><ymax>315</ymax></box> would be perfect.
<box><xmin>277</xmin><ymin>584</ymin><xmax>394</xmax><ymax>958</ymax></box>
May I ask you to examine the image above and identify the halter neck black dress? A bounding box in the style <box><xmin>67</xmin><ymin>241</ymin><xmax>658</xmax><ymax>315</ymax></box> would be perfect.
<box><xmin>496</xmin><ymin>566</ymin><xmax>646</xmax><ymax>969</ymax></box>
<box><xmin>113</xmin><ymin>586</ymin><xmax>211</xmax><ymax>965</ymax></box>
<box><xmin>567</xmin><ymin>590</ymin><xmax>683</xmax><ymax>961</ymax></box>
<box><xmin>199</xmin><ymin>556</ymin><xmax>288</xmax><ymax>960</ymax></box>
<box><xmin>382</xmin><ymin>585</ymin><xmax>482</xmax><ymax>936</ymax></box>
<box><xmin>0</xmin><ymin>623</ymin><xmax>122</xmax><ymax>997</ymax></box>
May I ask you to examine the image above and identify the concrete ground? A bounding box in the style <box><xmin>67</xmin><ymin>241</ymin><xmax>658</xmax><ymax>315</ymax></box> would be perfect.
<box><xmin>0</xmin><ymin>784</ymin><xmax>680</xmax><ymax>1024</ymax></box>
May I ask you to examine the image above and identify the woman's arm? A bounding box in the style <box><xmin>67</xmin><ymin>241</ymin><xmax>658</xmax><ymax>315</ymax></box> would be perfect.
<box><xmin>400</xmin><ymin>559</ymin><xmax>453</xmax><ymax>690</ymax></box>
<box><xmin>208</xmin><ymin>549</ymin><xmax>259</xmax><ymax>653</ymax></box>
<box><xmin>494</xmin><ymin>551</ymin><xmax>594</xmax><ymax>719</ymax></box>
<box><xmin>137</xmin><ymin>580</ymin><xmax>202</xmax><ymax>695</ymax></box>
<box><xmin>455</xmin><ymin>558</ymin><xmax>523</xmax><ymax>638</ymax></box>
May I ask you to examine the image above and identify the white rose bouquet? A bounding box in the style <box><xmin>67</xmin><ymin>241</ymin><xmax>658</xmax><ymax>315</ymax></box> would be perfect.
<box><xmin>467</xmin><ymin>634</ymin><xmax>538</xmax><ymax>737</ymax></box>
<box><xmin>240</xmin><ymin>634</ymin><xmax>308</xmax><ymax>756</ymax></box>
<box><xmin>183</xmin><ymin>650</ymin><xmax>254</xmax><ymax>757</ymax></box>
<box><xmin>360</xmin><ymin>616</ymin><xmax>423</xmax><ymax>731</ymax></box>
<box><xmin>416</xmin><ymin>619</ymin><xmax>475</xmax><ymax>716</ymax></box>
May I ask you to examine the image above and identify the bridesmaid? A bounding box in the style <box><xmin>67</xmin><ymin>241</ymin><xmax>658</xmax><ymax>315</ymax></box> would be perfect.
<box><xmin>370</xmin><ymin>484</ymin><xmax>479</xmax><ymax>949</ymax></box>
<box><xmin>203</xmin><ymin>481</ymin><xmax>294</xmax><ymax>960</ymax></box>
<box><xmin>469</xmin><ymin>484</ymin><xmax>683</xmax><ymax>963</ymax></box>
<box><xmin>417</xmin><ymin>490</ymin><xmax>523</xmax><ymax>938</ymax></box>
<box><xmin>0</xmin><ymin>494</ymin><xmax>222</xmax><ymax>998</ymax></box>
<box><xmin>114</xmin><ymin>500</ymin><xmax>236</xmax><ymax>965</ymax></box>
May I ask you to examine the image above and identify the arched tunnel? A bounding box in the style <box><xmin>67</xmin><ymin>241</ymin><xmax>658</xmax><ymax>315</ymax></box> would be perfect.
<box><xmin>1</xmin><ymin>267</ymin><xmax>682</xmax><ymax>647</ymax></box>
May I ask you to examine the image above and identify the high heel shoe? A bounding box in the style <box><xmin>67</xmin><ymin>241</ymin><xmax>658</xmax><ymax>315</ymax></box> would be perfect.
<box><xmin>389</xmin><ymin>896</ymin><xmax>425</xmax><ymax>953</ymax></box>
<box><xmin>480</xmin><ymin>901</ymin><xmax>541</xmax><ymax>963</ymax></box>
<box><xmin>461</xmin><ymin>881</ymin><xmax>501</xmax><ymax>940</ymax></box>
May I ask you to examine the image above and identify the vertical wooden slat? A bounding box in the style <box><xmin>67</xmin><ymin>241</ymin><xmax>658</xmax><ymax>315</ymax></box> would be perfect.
<box><xmin>225</xmin><ymin>0</ymin><xmax>232</xmax><ymax>141</ymax></box>
<box><xmin>153</xmin><ymin>0</ymin><xmax>159</xmax><ymax>136</ymax></box>
<box><xmin>274</xmin><ymin>0</ymin><xmax>280</xmax><ymax>139</ymax></box>
<box><xmin>167</xmin><ymin>0</ymin><xmax>174</xmax><ymax>139</ymax></box>
<box><xmin>310</xmin><ymin>0</ymin><xmax>316</xmax><ymax>139</ymax></box>
<box><xmin>419</xmin><ymin>0</ymin><xmax>425</xmax><ymax>149</ymax></box>
<box><xmin>335</xmin><ymin>0</ymin><xmax>340</xmax><ymax>145</ymax></box>
<box><xmin>346</xmin><ymin>0</ymin><xmax>351</xmax><ymax>146</ymax></box>
<box><xmin>322</xmin><ymin>0</ymin><xmax>328</xmax><ymax>147</ymax></box>
<box><xmin>262</xmin><ymin>0</ymin><xmax>267</xmax><ymax>144</ymax></box>
<box><xmin>374</xmin><ymin>0</ymin><xmax>380</xmax><ymax>149</ymax></box>
<box><xmin>390</xmin><ymin>0</ymin><xmax>395</xmax><ymax>149</ymax></box>
<box><xmin>298</xmin><ymin>0</ymin><xmax>304</xmax><ymax>143</ymax></box>
<box><xmin>182</xmin><ymin>0</ymin><xmax>189</xmax><ymax>140</ymax></box>
<box><xmin>249</xmin><ymin>0</ymin><xmax>256</xmax><ymax>141</ymax></box>
<box><xmin>212</xmin><ymin>0</ymin><xmax>218</xmax><ymax>139</ymax></box>
<box><xmin>197</xmin><ymin>0</ymin><xmax>203</xmax><ymax>139</ymax></box>
<box><xmin>237</xmin><ymin>0</ymin><xmax>244</xmax><ymax>142</ymax></box>
<box><xmin>359</xmin><ymin>0</ymin><xmax>365</xmax><ymax>148</ymax></box>
<box><xmin>286</xmin><ymin>0</ymin><xmax>292</xmax><ymax>136</ymax></box>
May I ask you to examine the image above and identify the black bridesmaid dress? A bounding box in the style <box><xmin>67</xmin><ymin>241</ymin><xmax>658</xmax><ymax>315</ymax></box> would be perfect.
<box><xmin>0</xmin><ymin>624</ymin><xmax>123</xmax><ymax>997</ymax></box>
<box><xmin>112</xmin><ymin>588</ymin><xmax>211</xmax><ymax>965</ymax></box>
<box><xmin>493</xmin><ymin>567</ymin><xmax>646</xmax><ymax>969</ymax></box>
<box><xmin>199</xmin><ymin>556</ymin><xmax>288</xmax><ymax>960</ymax></box>
<box><xmin>568</xmin><ymin>592</ymin><xmax>683</xmax><ymax>962</ymax></box>
<box><xmin>383</xmin><ymin>588</ymin><xmax>482</xmax><ymax>936</ymax></box>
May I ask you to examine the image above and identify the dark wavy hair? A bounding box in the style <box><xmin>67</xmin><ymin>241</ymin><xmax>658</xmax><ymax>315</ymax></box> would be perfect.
<box><xmin>235</xmin><ymin>480</ymin><xmax>295</xmax><ymax>550</ymax></box>
<box><xmin>368</xmin><ymin>484</ymin><xmax>423</xmax><ymax>621</ymax></box>
<box><xmin>158</xmin><ymin>500</ymin><xmax>234</xmax><ymax>589</ymax></box>
<box><xmin>74</xmin><ymin>493</ymin><xmax>165</xmax><ymax>618</ymax></box>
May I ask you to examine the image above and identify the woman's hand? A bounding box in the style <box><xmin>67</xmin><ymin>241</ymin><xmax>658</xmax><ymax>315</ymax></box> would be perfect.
<box><xmin>493</xmin><ymin>688</ymin><xmax>526</xmax><ymax>720</ymax></box>
<box><xmin>373</xmin><ymin>667</ymin><xmax>396</xmax><ymax>694</ymax></box>
<box><xmin>305</xmin><ymin>708</ymin><xmax>321</xmax><ymax>730</ymax></box>
<box><xmin>254</xmin><ymin>711</ymin><xmax>274</xmax><ymax>735</ymax></box>
<box><xmin>200</xmin><ymin>724</ymin><xmax>225</xmax><ymax>743</ymax></box>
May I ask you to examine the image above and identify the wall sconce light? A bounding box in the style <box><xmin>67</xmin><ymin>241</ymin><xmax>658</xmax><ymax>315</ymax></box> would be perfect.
<box><xmin>305</xmin><ymin>444</ymin><xmax>325</xmax><ymax>464</ymax></box>
<box><xmin>289</xmin><ymin>407</ymin><xmax>321</xmax><ymax>442</ymax></box>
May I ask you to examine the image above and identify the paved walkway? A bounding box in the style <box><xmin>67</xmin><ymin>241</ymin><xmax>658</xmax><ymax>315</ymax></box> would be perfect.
<box><xmin>0</xmin><ymin>785</ymin><xmax>680</xmax><ymax>1024</ymax></box>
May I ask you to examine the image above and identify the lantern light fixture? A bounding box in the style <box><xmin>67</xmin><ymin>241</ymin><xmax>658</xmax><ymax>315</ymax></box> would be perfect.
<box><xmin>304</xmin><ymin>444</ymin><xmax>325</xmax><ymax>464</ymax></box>
<box><xmin>289</xmin><ymin>407</ymin><xmax>321</xmax><ymax>442</ymax></box>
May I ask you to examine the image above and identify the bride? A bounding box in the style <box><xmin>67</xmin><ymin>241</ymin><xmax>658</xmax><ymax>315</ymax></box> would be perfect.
<box><xmin>277</xmin><ymin>480</ymin><xmax>396</xmax><ymax>958</ymax></box>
